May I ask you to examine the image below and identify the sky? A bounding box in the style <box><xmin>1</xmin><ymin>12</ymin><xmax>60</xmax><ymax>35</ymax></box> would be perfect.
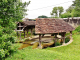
<box><xmin>22</xmin><ymin>0</ymin><xmax>74</xmax><ymax>19</ymax></box>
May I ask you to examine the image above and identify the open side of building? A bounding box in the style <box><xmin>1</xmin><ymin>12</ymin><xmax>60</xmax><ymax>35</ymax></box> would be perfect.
<box><xmin>35</xmin><ymin>18</ymin><xmax>75</xmax><ymax>49</ymax></box>
<box><xmin>16</xmin><ymin>20</ymin><xmax>35</xmax><ymax>39</ymax></box>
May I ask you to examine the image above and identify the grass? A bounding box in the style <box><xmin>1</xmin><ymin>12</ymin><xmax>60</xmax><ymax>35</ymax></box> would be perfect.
<box><xmin>5</xmin><ymin>33</ymin><xmax>80</xmax><ymax>60</ymax></box>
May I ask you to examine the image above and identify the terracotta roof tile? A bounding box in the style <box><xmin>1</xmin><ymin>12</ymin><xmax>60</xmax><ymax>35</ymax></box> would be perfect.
<box><xmin>22</xmin><ymin>21</ymin><xmax>35</xmax><ymax>26</ymax></box>
<box><xmin>35</xmin><ymin>18</ymin><xmax>75</xmax><ymax>34</ymax></box>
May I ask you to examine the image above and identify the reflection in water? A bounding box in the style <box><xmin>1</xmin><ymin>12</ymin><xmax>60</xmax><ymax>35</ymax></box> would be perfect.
<box><xmin>18</xmin><ymin>43</ymin><xmax>33</xmax><ymax>49</ymax></box>
<box><xmin>18</xmin><ymin>40</ymin><xmax>55</xmax><ymax>49</ymax></box>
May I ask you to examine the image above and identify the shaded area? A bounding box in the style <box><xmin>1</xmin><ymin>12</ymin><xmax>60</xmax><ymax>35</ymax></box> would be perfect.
<box><xmin>18</xmin><ymin>35</ymin><xmax>70</xmax><ymax>49</ymax></box>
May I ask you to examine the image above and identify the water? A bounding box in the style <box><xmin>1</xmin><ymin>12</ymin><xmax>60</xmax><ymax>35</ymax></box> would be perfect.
<box><xmin>18</xmin><ymin>36</ymin><xmax>54</xmax><ymax>49</ymax></box>
<box><xmin>18</xmin><ymin>36</ymin><xmax>70</xmax><ymax>49</ymax></box>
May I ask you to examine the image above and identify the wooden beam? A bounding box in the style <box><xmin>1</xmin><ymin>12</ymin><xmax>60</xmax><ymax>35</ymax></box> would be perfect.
<box><xmin>39</xmin><ymin>34</ymin><xmax>42</xmax><ymax>49</ymax></box>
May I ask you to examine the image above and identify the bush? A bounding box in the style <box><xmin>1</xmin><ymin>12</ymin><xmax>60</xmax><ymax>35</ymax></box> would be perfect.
<box><xmin>0</xmin><ymin>0</ymin><xmax>30</xmax><ymax>59</ymax></box>
<box><xmin>55</xmin><ymin>41</ymin><xmax>61</xmax><ymax>46</ymax></box>
<box><xmin>65</xmin><ymin>37</ymin><xmax>70</xmax><ymax>43</ymax></box>
<box><xmin>72</xmin><ymin>9</ymin><xmax>80</xmax><ymax>17</ymax></box>
<box><xmin>0</xmin><ymin>28</ymin><xmax>16</xmax><ymax>59</ymax></box>
<box><xmin>61</xmin><ymin>13</ymin><xmax>72</xmax><ymax>18</ymax></box>
<box><xmin>75</xmin><ymin>25</ymin><xmax>80</xmax><ymax>32</ymax></box>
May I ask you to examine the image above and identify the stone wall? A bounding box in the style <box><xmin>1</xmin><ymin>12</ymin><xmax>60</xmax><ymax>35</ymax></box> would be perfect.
<box><xmin>62</xmin><ymin>17</ymin><xmax>80</xmax><ymax>28</ymax></box>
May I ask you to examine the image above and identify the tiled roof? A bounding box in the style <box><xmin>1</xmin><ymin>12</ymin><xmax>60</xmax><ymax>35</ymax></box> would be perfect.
<box><xmin>21</xmin><ymin>21</ymin><xmax>35</xmax><ymax>26</ymax></box>
<box><xmin>35</xmin><ymin>18</ymin><xmax>75</xmax><ymax>34</ymax></box>
<box><xmin>23</xmin><ymin>21</ymin><xmax>35</xmax><ymax>26</ymax></box>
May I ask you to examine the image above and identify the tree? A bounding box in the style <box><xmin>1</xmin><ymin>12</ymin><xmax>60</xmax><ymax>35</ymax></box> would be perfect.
<box><xmin>50</xmin><ymin>7</ymin><xmax>57</xmax><ymax>17</ymax></box>
<box><xmin>0</xmin><ymin>0</ymin><xmax>30</xmax><ymax>59</ymax></box>
<box><xmin>72</xmin><ymin>0</ymin><xmax>80</xmax><ymax>6</ymax></box>
<box><xmin>38</xmin><ymin>15</ymin><xmax>48</xmax><ymax>18</ymax></box>
<box><xmin>61</xmin><ymin>0</ymin><xmax>80</xmax><ymax>18</ymax></box>
<box><xmin>61</xmin><ymin>13</ymin><xmax>72</xmax><ymax>18</ymax></box>
<box><xmin>58</xmin><ymin>6</ymin><xmax>64</xmax><ymax>16</ymax></box>
<box><xmin>72</xmin><ymin>0</ymin><xmax>80</xmax><ymax>17</ymax></box>
<box><xmin>50</xmin><ymin>6</ymin><xmax>64</xmax><ymax>17</ymax></box>
<box><xmin>66</xmin><ymin>6</ymin><xmax>74</xmax><ymax>13</ymax></box>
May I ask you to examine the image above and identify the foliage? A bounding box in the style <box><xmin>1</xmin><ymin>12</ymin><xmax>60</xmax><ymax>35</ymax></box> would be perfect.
<box><xmin>0</xmin><ymin>0</ymin><xmax>30</xmax><ymax>59</ymax></box>
<box><xmin>51</xmin><ymin>16</ymin><xmax>59</xmax><ymax>18</ymax></box>
<box><xmin>5</xmin><ymin>33</ymin><xmax>80</xmax><ymax>60</ymax></box>
<box><xmin>65</xmin><ymin>0</ymin><xmax>80</xmax><ymax>17</ymax></box>
<box><xmin>72</xmin><ymin>0</ymin><xmax>80</xmax><ymax>6</ymax></box>
<box><xmin>66</xmin><ymin>6</ymin><xmax>74</xmax><ymax>13</ymax></box>
<box><xmin>50</xmin><ymin>6</ymin><xmax>64</xmax><ymax>17</ymax></box>
<box><xmin>65</xmin><ymin>37</ymin><xmax>70</xmax><ymax>43</ymax></box>
<box><xmin>61</xmin><ymin>13</ymin><xmax>72</xmax><ymax>18</ymax></box>
<box><xmin>75</xmin><ymin>25</ymin><xmax>80</xmax><ymax>32</ymax></box>
<box><xmin>55</xmin><ymin>41</ymin><xmax>61</xmax><ymax>46</ymax></box>
<box><xmin>58</xmin><ymin>6</ymin><xmax>64</xmax><ymax>16</ymax></box>
<box><xmin>51</xmin><ymin>7</ymin><xmax>58</xmax><ymax>16</ymax></box>
<box><xmin>38</xmin><ymin>15</ymin><xmax>48</xmax><ymax>18</ymax></box>
<box><xmin>72</xmin><ymin>8</ymin><xmax>80</xmax><ymax>17</ymax></box>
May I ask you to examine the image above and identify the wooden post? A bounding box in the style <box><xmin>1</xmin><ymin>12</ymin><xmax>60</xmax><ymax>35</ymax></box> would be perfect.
<box><xmin>27</xmin><ymin>30</ymin><xmax>28</xmax><ymax>37</ymax></box>
<box><xmin>62</xmin><ymin>32</ymin><xmax>66</xmax><ymax>45</ymax></box>
<box><xmin>24</xmin><ymin>30</ymin><xmax>25</xmax><ymax>38</ymax></box>
<box><xmin>61</xmin><ymin>33</ymin><xmax>63</xmax><ymax>44</ymax></box>
<box><xmin>39</xmin><ymin>34</ymin><xmax>42</xmax><ymax>49</ymax></box>
<box><xmin>54</xmin><ymin>33</ymin><xmax>57</xmax><ymax>46</ymax></box>
<box><xmin>19</xmin><ymin>23</ymin><xmax>21</xmax><ymax>30</ymax></box>
<box><xmin>68</xmin><ymin>18</ymin><xmax>69</xmax><ymax>24</ymax></box>
<box><xmin>19</xmin><ymin>23</ymin><xmax>22</xmax><ymax>39</ymax></box>
<box><xmin>17</xmin><ymin>31</ymin><xmax>19</xmax><ymax>37</ymax></box>
<box><xmin>19</xmin><ymin>31</ymin><xmax>21</xmax><ymax>39</ymax></box>
<box><xmin>42</xmin><ymin>34</ymin><xmax>45</xmax><ymax>38</ymax></box>
<box><xmin>70</xmin><ymin>31</ymin><xmax>72</xmax><ymax>40</ymax></box>
<box><xmin>31</xmin><ymin>28</ymin><xmax>33</xmax><ymax>36</ymax></box>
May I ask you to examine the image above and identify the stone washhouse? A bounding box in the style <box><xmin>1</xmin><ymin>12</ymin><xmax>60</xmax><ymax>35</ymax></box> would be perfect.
<box><xmin>16</xmin><ymin>18</ymin><xmax>75</xmax><ymax>49</ymax></box>
<box><xmin>16</xmin><ymin>19</ymin><xmax>35</xmax><ymax>39</ymax></box>
<box><xmin>35</xmin><ymin>18</ymin><xmax>75</xmax><ymax>48</ymax></box>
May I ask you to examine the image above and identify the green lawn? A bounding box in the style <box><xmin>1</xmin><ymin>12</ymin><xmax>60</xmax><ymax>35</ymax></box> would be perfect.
<box><xmin>6</xmin><ymin>33</ymin><xmax>80</xmax><ymax>60</ymax></box>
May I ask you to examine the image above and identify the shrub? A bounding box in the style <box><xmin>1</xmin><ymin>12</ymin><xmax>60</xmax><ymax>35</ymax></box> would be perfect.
<box><xmin>0</xmin><ymin>28</ymin><xmax>16</xmax><ymax>59</ymax></box>
<box><xmin>55</xmin><ymin>41</ymin><xmax>61</xmax><ymax>46</ymax></box>
<box><xmin>65</xmin><ymin>37</ymin><xmax>70</xmax><ymax>43</ymax></box>
<box><xmin>0</xmin><ymin>0</ymin><xmax>30</xmax><ymax>59</ymax></box>
<box><xmin>75</xmin><ymin>25</ymin><xmax>80</xmax><ymax>32</ymax></box>
<box><xmin>61</xmin><ymin>13</ymin><xmax>72</xmax><ymax>18</ymax></box>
